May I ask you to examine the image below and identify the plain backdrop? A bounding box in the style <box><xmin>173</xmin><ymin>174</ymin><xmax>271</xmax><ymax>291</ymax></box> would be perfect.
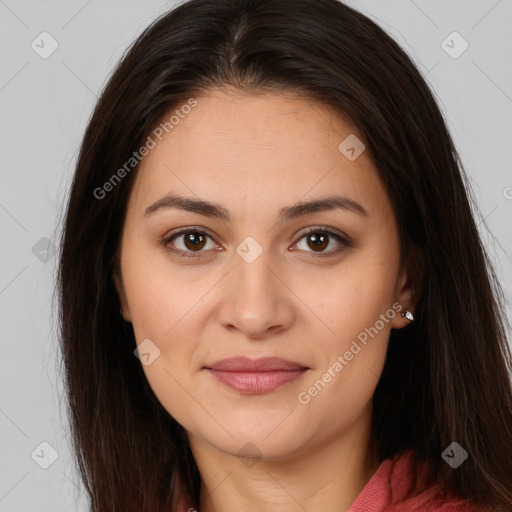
<box><xmin>0</xmin><ymin>0</ymin><xmax>511</xmax><ymax>510</ymax></box>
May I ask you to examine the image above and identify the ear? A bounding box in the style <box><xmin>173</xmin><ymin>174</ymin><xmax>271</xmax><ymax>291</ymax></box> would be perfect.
<box><xmin>112</xmin><ymin>266</ymin><xmax>132</xmax><ymax>323</ymax></box>
<box><xmin>390</xmin><ymin>246</ymin><xmax>422</xmax><ymax>329</ymax></box>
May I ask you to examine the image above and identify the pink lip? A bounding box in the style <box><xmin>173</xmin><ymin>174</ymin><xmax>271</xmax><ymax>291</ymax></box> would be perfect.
<box><xmin>204</xmin><ymin>357</ymin><xmax>309</xmax><ymax>394</ymax></box>
<box><xmin>207</xmin><ymin>356</ymin><xmax>307</xmax><ymax>372</ymax></box>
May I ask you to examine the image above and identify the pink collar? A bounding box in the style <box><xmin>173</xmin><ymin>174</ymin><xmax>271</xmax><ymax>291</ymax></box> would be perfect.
<box><xmin>348</xmin><ymin>449</ymin><xmax>478</xmax><ymax>511</ymax></box>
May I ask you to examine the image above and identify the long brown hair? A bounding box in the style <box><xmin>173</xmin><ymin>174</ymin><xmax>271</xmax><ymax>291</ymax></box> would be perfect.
<box><xmin>56</xmin><ymin>0</ymin><xmax>512</xmax><ymax>510</ymax></box>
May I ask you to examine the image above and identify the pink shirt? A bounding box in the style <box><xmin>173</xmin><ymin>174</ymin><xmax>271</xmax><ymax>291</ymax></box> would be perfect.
<box><xmin>348</xmin><ymin>449</ymin><xmax>484</xmax><ymax>511</ymax></box>
<box><xmin>175</xmin><ymin>449</ymin><xmax>487</xmax><ymax>511</ymax></box>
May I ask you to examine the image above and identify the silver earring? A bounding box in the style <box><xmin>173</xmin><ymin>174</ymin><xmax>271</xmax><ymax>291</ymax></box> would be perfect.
<box><xmin>401</xmin><ymin>308</ymin><xmax>414</xmax><ymax>321</ymax></box>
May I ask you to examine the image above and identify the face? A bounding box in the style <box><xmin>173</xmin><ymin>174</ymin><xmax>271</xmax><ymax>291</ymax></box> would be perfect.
<box><xmin>114</xmin><ymin>88</ymin><xmax>415</xmax><ymax>463</ymax></box>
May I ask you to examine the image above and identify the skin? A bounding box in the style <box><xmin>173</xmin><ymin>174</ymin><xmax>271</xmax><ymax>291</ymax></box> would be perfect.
<box><xmin>113</xmin><ymin>88</ymin><xmax>417</xmax><ymax>512</ymax></box>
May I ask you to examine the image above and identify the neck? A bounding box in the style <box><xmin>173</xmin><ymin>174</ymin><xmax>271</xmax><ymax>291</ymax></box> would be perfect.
<box><xmin>188</xmin><ymin>405</ymin><xmax>379</xmax><ymax>512</ymax></box>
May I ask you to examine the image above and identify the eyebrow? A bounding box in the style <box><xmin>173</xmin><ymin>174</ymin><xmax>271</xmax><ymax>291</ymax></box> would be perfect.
<box><xmin>143</xmin><ymin>192</ymin><xmax>369</xmax><ymax>221</ymax></box>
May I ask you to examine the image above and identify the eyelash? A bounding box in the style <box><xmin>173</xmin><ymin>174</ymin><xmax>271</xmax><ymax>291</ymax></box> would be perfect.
<box><xmin>161</xmin><ymin>226</ymin><xmax>351</xmax><ymax>259</ymax></box>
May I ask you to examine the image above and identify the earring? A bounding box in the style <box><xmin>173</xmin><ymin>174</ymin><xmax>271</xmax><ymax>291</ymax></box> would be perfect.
<box><xmin>401</xmin><ymin>308</ymin><xmax>414</xmax><ymax>321</ymax></box>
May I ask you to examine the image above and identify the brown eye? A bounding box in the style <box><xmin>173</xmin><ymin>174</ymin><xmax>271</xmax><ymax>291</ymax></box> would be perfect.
<box><xmin>305</xmin><ymin>233</ymin><xmax>329</xmax><ymax>252</ymax></box>
<box><xmin>163</xmin><ymin>229</ymin><xmax>217</xmax><ymax>258</ymax></box>
<box><xmin>182</xmin><ymin>232</ymin><xmax>207</xmax><ymax>251</ymax></box>
<box><xmin>163</xmin><ymin>227</ymin><xmax>350</xmax><ymax>259</ymax></box>
<box><xmin>293</xmin><ymin>228</ymin><xmax>350</xmax><ymax>257</ymax></box>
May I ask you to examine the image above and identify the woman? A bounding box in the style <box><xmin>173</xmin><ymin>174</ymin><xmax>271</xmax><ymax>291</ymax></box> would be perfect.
<box><xmin>57</xmin><ymin>0</ymin><xmax>512</xmax><ymax>510</ymax></box>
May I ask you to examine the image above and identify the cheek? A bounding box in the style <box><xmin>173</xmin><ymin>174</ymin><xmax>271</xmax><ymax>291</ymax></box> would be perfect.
<box><xmin>119</xmin><ymin>244</ymin><xmax>208</xmax><ymax>412</ymax></box>
<box><xmin>123</xmin><ymin>266</ymin><xmax>202</xmax><ymax>427</ymax></box>
<box><xmin>298</xmin><ymin>279</ymin><xmax>393</xmax><ymax>433</ymax></box>
<box><xmin>312</xmin><ymin>255</ymin><xmax>398</xmax><ymax>343</ymax></box>
<box><xmin>127</xmin><ymin>280</ymin><xmax>200</xmax><ymax>369</ymax></box>
<box><xmin>121</xmin><ymin>239</ymin><xmax>190</xmax><ymax>337</ymax></box>
<box><xmin>298</xmin><ymin>249</ymin><xmax>398</xmax><ymax>409</ymax></box>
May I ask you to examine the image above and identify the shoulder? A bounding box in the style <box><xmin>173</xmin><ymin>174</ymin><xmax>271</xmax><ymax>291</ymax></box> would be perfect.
<box><xmin>349</xmin><ymin>449</ymin><xmax>487</xmax><ymax>512</ymax></box>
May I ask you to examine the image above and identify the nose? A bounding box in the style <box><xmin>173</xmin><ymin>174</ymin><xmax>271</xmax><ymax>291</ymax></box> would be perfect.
<box><xmin>216</xmin><ymin>249</ymin><xmax>295</xmax><ymax>340</ymax></box>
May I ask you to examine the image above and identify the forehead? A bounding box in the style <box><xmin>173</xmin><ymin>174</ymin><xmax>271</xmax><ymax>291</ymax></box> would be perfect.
<box><xmin>159</xmin><ymin>88</ymin><xmax>358</xmax><ymax>155</ymax></box>
<box><xmin>127</xmin><ymin>88</ymin><xmax>388</xmax><ymax>220</ymax></box>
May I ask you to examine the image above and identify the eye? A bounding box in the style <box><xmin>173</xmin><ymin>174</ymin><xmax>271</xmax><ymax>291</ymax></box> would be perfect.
<box><xmin>292</xmin><ymin>227</ymin><xmax>351</xmax><ymax>257</ymax></box>
<box><xmin>162</xmin><ymin>228</ymin><xmax>218</xmax><ymax>258</ymax></box>
<box><xmin>161</xmin><ymin>226</ymin><xmax>351</xmax><ymax>259</ymax></box>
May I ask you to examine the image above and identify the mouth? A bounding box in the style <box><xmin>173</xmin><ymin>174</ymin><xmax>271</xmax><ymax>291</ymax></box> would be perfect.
<box><xmin>204</xmin><ymin>356</ymin><xmax>309</xmax><ymax>394</ymax></box>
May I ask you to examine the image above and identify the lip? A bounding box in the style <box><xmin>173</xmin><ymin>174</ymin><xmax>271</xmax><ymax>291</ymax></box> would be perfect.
<box><xmin>206</xmin><ymin>356</ymin><xmax>308</xmax><ymax>372</ymax></box>
<box><xmin>204</xmin><ymin>357</ymin><xmax>309</xmax><ymax>394</ymax></box>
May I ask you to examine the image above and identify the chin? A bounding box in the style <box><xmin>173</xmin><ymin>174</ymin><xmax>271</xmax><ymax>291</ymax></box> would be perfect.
<box><xmin>186</xmin><ymin>411</ymin><xmax>313</xmax><ymax>461</ymax></box>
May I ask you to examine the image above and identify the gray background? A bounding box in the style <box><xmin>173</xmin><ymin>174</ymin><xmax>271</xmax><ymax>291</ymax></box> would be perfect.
<box><xmin>0</xmin><ymin>0</ymin><xmax>511</xmax><ymax>510</ymax></box>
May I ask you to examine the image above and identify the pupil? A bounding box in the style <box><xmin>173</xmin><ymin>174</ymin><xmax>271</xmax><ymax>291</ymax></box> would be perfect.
<box><xmin>309</xmin><ymin>233</ymin><xmax>328</xmax><ymax>251</ymax></box>
<box><xmin>186</xmin><ymin>233</ymin><xmax>205</xmax><ymax>250</ymax></box>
